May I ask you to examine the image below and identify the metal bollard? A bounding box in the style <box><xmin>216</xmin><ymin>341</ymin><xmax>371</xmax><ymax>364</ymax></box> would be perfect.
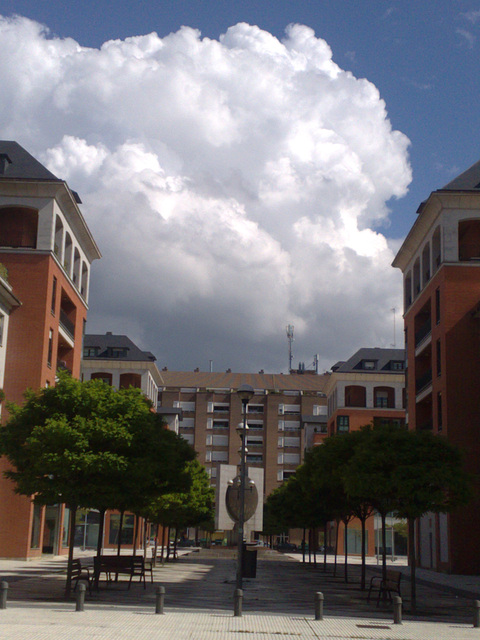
<box><xmin>75</xmin><ymin>583</ymin><xmax>86</xmax><ymax>612</ymax></box>
<box><xmin>393</xmin><ymin>596</ymin><xmax>402</xmax><ymax>624</ymax></box>
<box><xmin>155</xmin><ymin>586</ymin><xmax>165</xmax><ymax>615</ymax></box>
<box><xmin>234</xmin><ymin>588</ymin><xmax>243</xmax><ymax>617</ymax></box>
<box><xmin>314</xmin><ymin>592</ymin><xmax>324</xmax><ymax>620</ymax></box>
<box><xmin>0</xmin><ymin>581</ymin><xmax>8</xmax><ymax>610</ymax></box>
<box><xmin>474</xmin><ymin>600</ymin><xmax>480</xmax><ymax>628</ymax></box>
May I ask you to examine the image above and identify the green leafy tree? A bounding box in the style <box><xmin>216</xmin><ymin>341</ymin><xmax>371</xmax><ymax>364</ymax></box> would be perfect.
<box><xmin>344</xmin><ymin>423</ymin><xmax>471</xmax><ymax>610</ymax></box>
<box><xmin>143</xmin><ymin>459</ymin><xmax>214</xmax><ymax>559</ymax></box>
<box><xmin>0</xmin><ymin>372</ymin><xmax>194</xmax><ymax>597</ymax></box>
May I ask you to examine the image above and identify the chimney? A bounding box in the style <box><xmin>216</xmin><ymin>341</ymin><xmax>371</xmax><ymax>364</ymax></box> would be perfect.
<box><xmin>0</xmin><ymin>154</ymin><xmax>12</xmax><ymax>176</ymax></box>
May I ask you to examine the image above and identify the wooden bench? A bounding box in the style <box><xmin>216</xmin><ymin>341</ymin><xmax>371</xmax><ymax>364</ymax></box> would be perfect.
<box><xmin>71</xmin><ymin>559</ymin><xmax>92</xmax><ymax>595</ymax></box>
<box><xmin>367</xmin><ymin>569</ymin><xmax>402</xmax><ymax>606</ymax></box>
<box><xmin>93</xmin><ymin>555</ymin><xmax>148</xmax><ymax>589</ymax></box>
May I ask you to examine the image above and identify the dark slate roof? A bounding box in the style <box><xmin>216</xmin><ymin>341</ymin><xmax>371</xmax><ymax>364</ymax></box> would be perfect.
<box><xmin>333</xmin><ymin>348</ymin><xmax>405</xmax><ymax>373</ymax></box>
<box><xmin>0</xmin><ymin>141</ymin><xmax>60</xmax><ymax>181</ymax></box>
<box><xmin>83</xmin><ymin>333</ymin><xmax>157</xmax><ymax>362</ymax></box>
<box><xmin>440</xmin><ymin>159</ymin><xmax>480</xmax><ymax>191</ymax></box>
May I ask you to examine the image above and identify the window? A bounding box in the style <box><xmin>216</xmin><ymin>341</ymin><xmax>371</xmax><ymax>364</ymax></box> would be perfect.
<box><xmin>313</xmin><ymin>405</ymin><xmax>327</xmax><ymax>416</ymax></box>
<box><xmin>175</xmin><ymin>401</ymin><xmax>195</xmax><ymax>412</ymax></box>
<box><xmin>345</xmin><ymin>385</ymin><xmax>366</xmax><ymax>407</ymax></box>
<box><xmin>109</xmin><ymin>514</ymin><xmax>134</xmax><ymax>545</ymax></box>
<box><xmin>47</xmin><ymin>329</ymin><xmax>53</xmax><ymax>367</ymax></box>
<box><xmin>107</xmin><ymin>347</ymin><xmax>128</xmax><ymax>358</ymax></box>
<box><xmin>284</xmin><ymin>421</ymin><xmax>300</xmax><ymax>431</ymax></box>
<box><xmin>213</xmin><ymin>419</ymin><xmax>229</xmax><ymax>429</ymax></box>
<box><xmin>337</xmin><ymin>415</ymin><xmax>349</xmax><ymax>433</ymax></box>
<box><xmin>91</xmin><ymin>372</ymin><xmax>112</xmax><ymax>385</ymax></box>
<box><xmin>83</xmin><ymin>347</ymin><xmax>99</xmax><ymax>357</ymax></box>
<box><xmin>435</xmin><ymin>288</ymin><xmax>440</xmax><ymax>324</ymax></box>
<box><xmin>390</xmin><ymin>361</ymin><xmax>404</xmax><ymax>371</ymax></box>
<box><xmin>30</xmin><ymin>504</ymin><xmax>42</xmax><ymax>549</ymax></box>
<box><xmin>62</xmin><ymin>508</ymin><xmax>70</xmax><ymax>547</ymax></box>
<box><xmin>283</xmin><ymin>404</ymin><xmax>300</xmax><ymax>415</ymax></box>
<box><xmin>212</xmin><ymin>402</ymin><xmax>229</xmax><ymax>413</ymax></box>
<box><xmin>437</xmin><ymin>392</ymin><xmax>443</xmax><ymax>432</ymax></box>
<box><xmin>363</xmin><ymin>360</ymin><xmax>376</xmax><ymax>370</ymax></box>
<box><xmin>284</xmin><ymin>453</ymin><xmax>300</xmax><ymax>465</ymax></box>
<box><xmin>284</xmin><ymin>436</ymin><xmax>300</xmax><ymax>447</ymax></box>
<box><xmin>181</xmin><ymin>433</ymin><xmax>194</xmax><ymax>445</ymax></box>
<box><xmin>246</xmin><ymin>453</ymin><xmax>263</xmax><ymax>463</ymax></box>
<box><xmin>212</xmin><ymin>434</ymin><xmax>229</xmax><ymax>447</ymax></box>
<box><xmin>246</xmin><ymin>435</ymin><xmax>263</xmax><ymax>445</ymax></box>
<box><xmin>247</xmin><ymin>421</ymin><xmax>263</xmax><ymax>430</ymax></box>
<box><xmin>247</xmin><ymin>404</ymin><xmax>264</xmax><ymax>414</ymax></box>
<box><xmin>179</xmin><ymin>417</ymin><xmax>194</xmax><ymax>428</ymax></box>
<box><xmin>51</xmin><ymin>276</ymin><xmax>57</xmax><ymax>314</ymax></box>
<box><xmin>374</xmin><ymin>389</ymin><xmax>391</xmax><ymax>408</ymax></box>
<box><xmin>436</xmin><ymin>339</ymin><xmax>441</xmax><ymax>376</ymax></box>
<box><xmin>0</xmin><ymin>313</ymin><xmax>4</xmax><ymax>346</ymax></box>
<box><xmin>211</xmin><ymin>451</ymin><xmax>228</xmax><ymax>462</ymax></box>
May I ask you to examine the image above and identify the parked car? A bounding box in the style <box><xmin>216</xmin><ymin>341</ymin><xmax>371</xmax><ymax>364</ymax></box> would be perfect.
<box><xmin>274</xmin><ymin>541</ymin><xmax>297</xmax><ymax>552</ymax></box>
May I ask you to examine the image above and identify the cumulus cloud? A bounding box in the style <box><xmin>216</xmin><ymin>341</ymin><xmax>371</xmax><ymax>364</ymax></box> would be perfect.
<box><xmin>0</xmin><ymin>15</ymin><xmax>411</xmax><ymax>372</ymax></box>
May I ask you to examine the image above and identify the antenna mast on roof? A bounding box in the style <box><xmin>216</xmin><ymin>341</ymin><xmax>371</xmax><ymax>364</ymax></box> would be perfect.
<box><xmin>391</xmin><ymin>308</ymin><xmax>396</xmax><ymax>348</ymax></box>
<box><xmin>286</xmin><ymin>324</ymin><xmax>294</xmax><ymax>372</ymax></box>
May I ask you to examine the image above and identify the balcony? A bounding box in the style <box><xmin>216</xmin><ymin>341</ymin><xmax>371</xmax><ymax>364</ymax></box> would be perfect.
<box><xmin>415</xmin><ymin>318</ymin><xmax>431</xmax><ymax>349</ymax></box>
<box><xmin>59</xmin><ymin>310</ymin><xmax>75</xmax><ymax>339</ymax></box>
<box><xmin>415</xmin><ymin>369</ymin><xmax>432</xmax><ymax>395</ymax></box>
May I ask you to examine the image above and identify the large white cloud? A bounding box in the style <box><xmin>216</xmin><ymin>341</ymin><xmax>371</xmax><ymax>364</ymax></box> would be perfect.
<box><xmin>0</xmin><ymin>15</ymin><xmax>411</xmax><ymax>372</ymax></box>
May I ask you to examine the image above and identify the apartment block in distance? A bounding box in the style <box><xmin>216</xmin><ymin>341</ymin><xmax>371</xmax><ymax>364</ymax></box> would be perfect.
<box><xmin>393</xmin><ymin>159</ymin><xmax>480</xmax><ymax>574</ymax></box>
<box><xmin>324</xmin><ymin>347</ymin><xmax>406</xmax><ymax>556</ymax></box>
<box><xmin>0</xmin><ymin>141</ymin><xmax>101</xmax><ymax>558</ymax></box>
<box><xmin>158</xmin><ymin>370</ymin><xmax>329</xmax><ymax>535</ymax></box>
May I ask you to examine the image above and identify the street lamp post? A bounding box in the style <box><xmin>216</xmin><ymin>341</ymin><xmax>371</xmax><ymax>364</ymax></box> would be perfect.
<box><xmin>236</xmin><ymin>384</ymin><xmax>254</xmax><ymax>591</ymax></box>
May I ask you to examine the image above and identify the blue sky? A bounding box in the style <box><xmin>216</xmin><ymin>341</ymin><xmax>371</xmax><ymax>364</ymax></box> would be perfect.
<box><xmin>0</xmin><ymin>1</ymin><xmax>479</xmax><ymax>372</ymax></box>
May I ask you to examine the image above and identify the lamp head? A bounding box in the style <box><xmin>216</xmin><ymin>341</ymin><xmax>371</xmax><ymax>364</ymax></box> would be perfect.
<box><xmin>237</xmin><ymin>384</ymin><xmax>254</xmax><ymax>404</ymax></box>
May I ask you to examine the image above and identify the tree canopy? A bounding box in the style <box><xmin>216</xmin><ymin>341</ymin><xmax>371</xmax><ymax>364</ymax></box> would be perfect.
<box><xmin>0</xmin><ymin>372</ymin><xmax>195</xmax><ymax>596</ymax></box>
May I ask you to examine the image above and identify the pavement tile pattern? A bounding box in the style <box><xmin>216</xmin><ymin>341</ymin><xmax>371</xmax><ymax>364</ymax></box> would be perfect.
<box><xmin>1</xmin><ymin>549</ymin><xmax>480</xmax><ymax>639</ymax></box>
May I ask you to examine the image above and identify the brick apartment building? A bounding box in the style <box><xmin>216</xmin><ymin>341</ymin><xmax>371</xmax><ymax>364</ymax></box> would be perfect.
<box><xmin>0</xmin><ymin>141</ymin><xmax>101</xmax><ymax>558</ymax></box>
<box><xmin>323</xmin><ymin>347</ymin><xmax>406</xmax><ymax>556</ymax></box>
<box><xmin>157</xmin><ymin>370</ymin><xmax>329</xmax><ymax>503</ymax></box>
<box><xmin>393</xmin><ymin>159</ymin><xmax>480</xmax><ymax>574</ymax></box>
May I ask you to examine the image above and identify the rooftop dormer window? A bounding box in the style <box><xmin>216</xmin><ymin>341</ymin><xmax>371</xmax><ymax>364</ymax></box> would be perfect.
<box><xmin>107</xmin><ymin>347</ymin><xmax>128</xmax><ymax>358</ymax></box>
<box><xmin>362</xmin><ymin>360</ymin><xmax>376</xmax><ymax>370</ymax></box>
<box><xmin>83</xmin><ymin>347</ymin><xmax>99</xmax><ymax>358</ymax></box>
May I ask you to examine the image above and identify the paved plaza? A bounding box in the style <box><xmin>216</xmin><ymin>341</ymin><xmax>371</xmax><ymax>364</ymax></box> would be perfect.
<box><xmin>1</xmin><ymin>548</ymin><xmax>480</xmax><ymax>639</ymax></box>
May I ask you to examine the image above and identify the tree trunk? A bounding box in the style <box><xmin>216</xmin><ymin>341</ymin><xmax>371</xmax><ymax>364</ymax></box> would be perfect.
<box><xmin>166</xmin><ymin>527</ymin><xmax>171</xmax><ymax>561</ymax></box>
<box><xmin>308</xmin><ymin>529</ymin><xmax>311</xmax><ymax>564</ymax></box>
<box><xmin>381</xmin><ymin>512</ymin><xmax>387</xmax><ymax>585</ymax></box>
<box><xmin>360</xmin><ymin>516</ymin><xmax>366</xmax><ymax>590</ymax></box>
<box><xmin>64</xmin><ymin>504</ymin><xmax>77</xmax><ymax>600</ymax></box>
<box><xmin>161</xmin><ymin>524</ymin><xmax>166</xmax><ymax>564</ymax></box>
<box><xmin>152</xmin><ymin>523</ymin><xmax>159</xmax><ymax>567</ymax></box>
<box><xmin>302</xmin><ymin>528</ymin><xmax>306</xmax><ymax>564</ymax></box>
<box><xmin>313</xmin><ymin>527</ymin><xmax>317</xmax><ymax>568</ymax></box>
<box><xmin>323</xmin><ymin>522</ymin><xmax>328</xmax><ymax>572</ymax></box>
<box><xmin>408</xmin><ymin>517</ymin><xmax>417</xmax><ymax>613</ymax></box>
<box><xmin>344</xmin><ymin>520</ymin><xmax>348</xmax><ymax>583</ymax></box>
<box><xmin>333</xmin><ymin>520</ymin><xmax>339</xmax><ymax>577</ymax></box>
<box><xmin>132</xmin><ymin>515</ymin><xmax>139</xmax><ymax>557</ymax></box>
<box><xmin>173</xmin><ymin>527</ymin><xmax>178</xmax><ymax>559</ymax></box>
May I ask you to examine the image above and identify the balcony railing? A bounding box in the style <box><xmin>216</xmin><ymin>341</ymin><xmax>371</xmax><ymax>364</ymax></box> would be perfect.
<box><xmin>59</xmin><ymin>310</ymin><xmax>75</xmax><ymax>339</ymax></box>
<box><xmin>415</xmin><ymin>369</ymin><xmax>432</xmax><ymax>395</ymax></box>
<box><xmin>415</xmin><ymin>318</ymin><xmax>431</xmax><ymax>347</ymax></box>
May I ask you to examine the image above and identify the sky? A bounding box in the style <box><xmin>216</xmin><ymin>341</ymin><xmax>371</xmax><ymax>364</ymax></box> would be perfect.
<box><xmin>1</xmin><ymin>1</ymin><xmax>479</xmax><ymax>374</ymax></box>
